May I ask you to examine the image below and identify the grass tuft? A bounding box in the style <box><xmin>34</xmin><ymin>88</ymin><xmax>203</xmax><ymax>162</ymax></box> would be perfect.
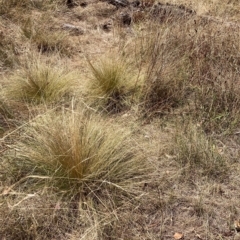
<box><xmin>6</xmin><ymin>59</ymin><xmax>78</xmax><ymax>104</ymax></box>
<box><xmin>142</xmin><ymin>61</ymin><xmax>188</xmax><ymax>116</ymax></box>
<box><xmin>132</xmin><ymin>22</ymin><xmax>191</xmax><ymax>117</ymax></box>
<box><xmin>10</xmin><ymin>109</ymin><xmax>146</xmax><ymax>192</ymax></box>
<box><xmin>87</xmin><ymin>57</ymin><xmax>137</xmax><ymax>113</ymax></box>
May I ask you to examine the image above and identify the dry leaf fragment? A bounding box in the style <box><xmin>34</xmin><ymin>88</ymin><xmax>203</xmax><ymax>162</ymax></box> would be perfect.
<box><xmin>174</xmin><ymin>232</ymin><xmax>184</xmax><ymax>239</ymax></box>
<box><xmin>234</xmin><ymin>220</ymin><xmax>240</xmax><ymax>231</ymax></box>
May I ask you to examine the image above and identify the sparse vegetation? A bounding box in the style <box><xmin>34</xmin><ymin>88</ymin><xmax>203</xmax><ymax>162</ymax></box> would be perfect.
<box><xmin>171</xmin><ymin>123</ymin><xmax>229</xmax><ymax>181</ymax></box>
<box><xmin>0</xmin><ymin>0</ymin><xmax>240</xmax><ymax>239</ymax></box>
<box><xmin>0</xmin><ymin>0</ymin><xmax>62</xmax><ymax>15</ymax></box>
<box><xmin>0</xmin><ymin>33</ymin><xmax>19</xmax><ymax>69</ymax></box>
<box><xmin>21</xmin><ymin>16</ymin><xmax>71</xmax><ymax>55</ymax></box>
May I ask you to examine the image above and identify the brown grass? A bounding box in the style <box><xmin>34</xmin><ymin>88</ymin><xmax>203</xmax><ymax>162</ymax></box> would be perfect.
<box><xmin>21</xmin><ymin>16</ymin><xmax>72</xmax><ymax>55</ymax></box>
<box><xmin>87</xmin><ymin>56</ymin><xmax>138</xmax><ymax>113</ymax></box>
<box><xmin>0</xmin><ymin>32</ymin><xmax>19</xmax><ymax>69</ymax></box>
<box><xmin>5</xmin><ymin>58</ymin><xmax>78</xmax><ymax>104</ymax></box>
<box><xmin>132</xmin><ymin>18</ymin><xmax>240</xmax><ymax>131</ymax></box>
<box><xmin>1</xmin><ymin>0</ymin><xmax>240</xmax><ymax>239</ymax></box>
<box><xmin>170</xmin><ymin>123</ymin><xmax>229</xmax><ymax>181</ymax></box>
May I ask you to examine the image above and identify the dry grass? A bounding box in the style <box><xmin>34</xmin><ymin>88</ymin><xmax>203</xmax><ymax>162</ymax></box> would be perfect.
<box><xmin>0</xmin><ymin>33</ymin><xmax>19</xmax><ymax>69</ymax></box>
<box><xmin>73</xmin><ymin>2</ymin><xmax>116</xmax><ymax>21</ymax></box>
<box><xmin>7</xmin><ymin>109</ymin><xmax>146</xmax><ymax>191</ymax></box>
<box><xmin>170</xmin><ymin>123</ymin><xmax>229</xmax><ymax>181</ymax></box>
<box><xmin>132</xmin><ymin>18</ymin><xmax>240</xmax><ymax>131</ymax></box>
<box><xmin>1</xmin><ymin>0</ymin><xmax>240</xmax><ymax>239</ymax></box>
<box><xmin>87</xmin><ymin>56</ymin><xmax>138</xmax><ymax>113</ymax></box>
<box><xmin>0</xmin><ymin>108</ymin><xmax>147</xmax><ymax>238</ymax></box>
<box><xmin>129</xmin><ymin>22</ymin><xmax>191</xmax><ymax>116</ymax></box>
<box><xmin>0</xmin><ymin>97</ymin><xmax>13</xmax><ymax>136</ymax></box>
<box><xmin>5</xmin><ymin>58</ymin><xmax>78</xmax><ymax>104</ymax></box>
<box><xmin>21</xmin><ymin>16</ymin><xmax>71</xmax><ymax>55</ymax></box>
<box><xmin>0</xmin><ymin>0</ymin><xmax>63</xmax><ymax>14</ymax></box>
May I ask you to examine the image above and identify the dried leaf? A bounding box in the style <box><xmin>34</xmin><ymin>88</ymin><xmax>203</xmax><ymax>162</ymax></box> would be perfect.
<box><xmin>174</xmin><ymin>232</ymin><xmax>184</xmax><ymax>239</ymax></box>
<box><xmin>234</xmin><ymin>220</ymin><xmax>240</xmax><ymax>231</ymax></box>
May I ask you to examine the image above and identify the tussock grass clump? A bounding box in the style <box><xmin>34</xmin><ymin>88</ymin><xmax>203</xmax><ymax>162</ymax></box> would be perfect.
<box><xmin>171</xmin><ymin>123</ymin><xmax>229</xmax><ymax>181</ymax></box>
<box><xmin>134</xmin><ymin>23</ymin><xmax>190</xmax><ymax>116</ymax></box>
<box><xmin>88</xmin><ymin>57</ymin><xmax>137</xmax><ymax>113</ymax></box>
<box><xmin>11</xmin><ymin>110</ymin><xmax>146</xmax><ymax>191</ymax></box>
<box><xmin>6</xmin><ymin>60</ymin><xmax>78</xmax><ymax>104</ymax></box>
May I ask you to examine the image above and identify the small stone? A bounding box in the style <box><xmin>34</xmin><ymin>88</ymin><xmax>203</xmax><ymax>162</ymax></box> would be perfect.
<box><xmin>66</xmin><ymin>0</ymin><xmax>77</xmax><ymax>8</ymax></box>
<box><xmin>131</xmin><ymin>0</ymin><xmax>140</xmax><ymax>7</ymax></box>
<box><xmin>80</xmin><ymin>2</ymin><xmax>87</xmax><ymax>7</ymax></box>
<box><xmin>62</xmin><ymin>24</ymin><xmax>84</xmax><ymax>36</ymax></box>
<box><xmin>120</xmin><ymin>12</ymin><xmax>132</xmax><ymax>25</ymax></box>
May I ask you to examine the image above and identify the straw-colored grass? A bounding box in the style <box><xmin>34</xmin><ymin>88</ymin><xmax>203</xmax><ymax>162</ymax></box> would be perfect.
<box><xmin>87</xmin><ymin>57</ymin><xmax>137</xmax><ymax>113</ymax></box>
<box><xmin>10</xmin><ymin>109</ymin><xmax>146</xmax><ymax>191</ymax></box>
<box><xmin>21</xmin><ymin>17</ymin><xmax>71</xmax><ymax>55</ymax></box>
<box><xmin>0</xmin><ymin>33</ymin><xmax>19</xmax><ymax>69</ymax></box>
<box><xmin>170</xmin><ymin>123</ymin><xmax>229</xmax><ymax>181</ymax></box>
<box><xmin>6</xmin><ymin>59</ymin><xmax>78</xmax><ymax>104</ymax></box>
<box><xmin>1</xmin><ymin>0</ymin><xmax>240</xmax><ymax>239</ymax></box>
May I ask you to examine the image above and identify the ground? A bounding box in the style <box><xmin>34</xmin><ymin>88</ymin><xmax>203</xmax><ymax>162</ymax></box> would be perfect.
<box><xmin>0</xmin><ymin>0</ymin><xmax>240</xmax><ymax>239</ymax></box>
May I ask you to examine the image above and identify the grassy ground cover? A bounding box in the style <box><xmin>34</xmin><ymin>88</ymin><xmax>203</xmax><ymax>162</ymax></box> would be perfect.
<box><xmin>0</xmin><ymin>0</ymin><xmax>240</xmax><ymax>239</ymax></box>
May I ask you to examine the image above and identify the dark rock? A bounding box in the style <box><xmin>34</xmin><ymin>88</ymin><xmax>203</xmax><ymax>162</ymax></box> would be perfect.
<box><xmin>131</xmin><ymin>0</ymin><xmax>140</xmax><ymax>7</ymax></box>
<box><xmin>66</xmin><ymin>0</ymin><xmax>77</xmax><ymax>8</ymax></box>
<box><xmin>120</xmin><ymin>12</ymin><xmax>132</xmax><ymax>25</ymax></box>
<box><xmin>80</xmin><ymin>2</ymin><xmax>87</xmax><ymax>7</ymax></box>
